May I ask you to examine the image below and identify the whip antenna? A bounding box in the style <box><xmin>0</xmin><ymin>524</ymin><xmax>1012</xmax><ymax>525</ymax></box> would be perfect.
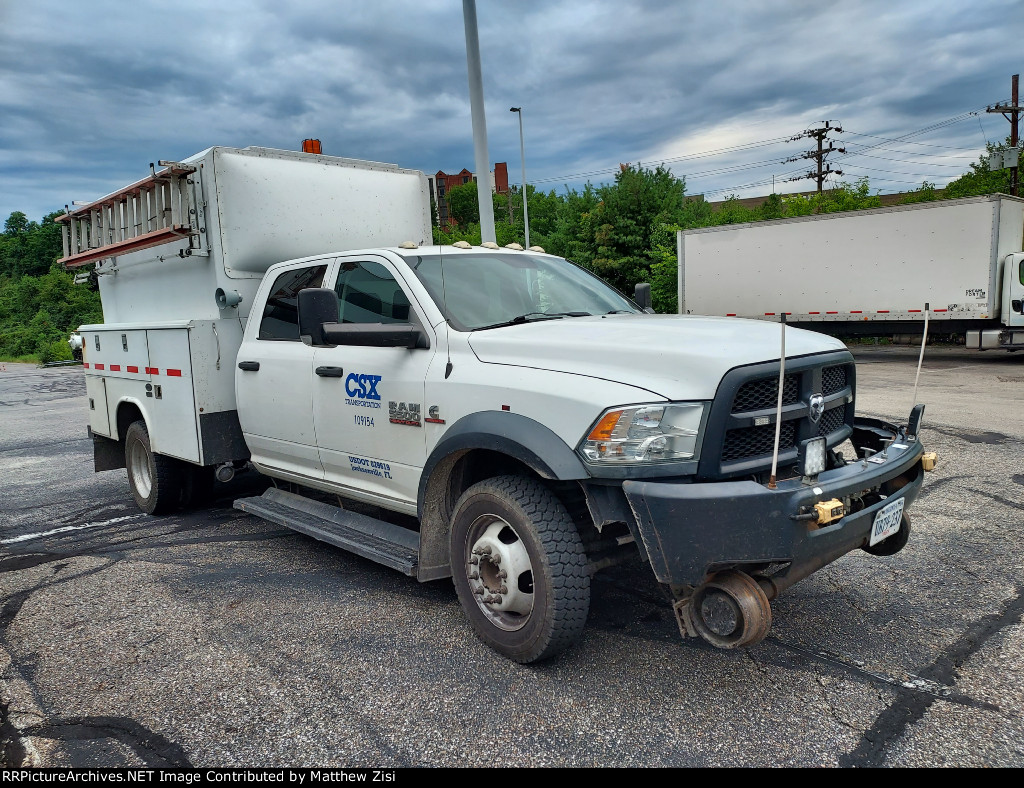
<box><xmin>912</xmin><ymin>302</ymin><xmax>930</xmax><ymax>406</ymax></box>
<box><xmin>439</xmin><ymin>244</ymin><xmax>453</xmax><ymax>378</ymax></box>
<box><xmin>768</xmin><ymin>313</ymin><xmax>787</xmax><ymax>490</ymax></box>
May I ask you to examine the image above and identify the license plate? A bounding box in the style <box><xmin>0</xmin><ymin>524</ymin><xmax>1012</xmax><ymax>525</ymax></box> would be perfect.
<box><xmin>869</xmin><ymin>497</ymin><xmax>905</xmax><ymax>546</ymax></box>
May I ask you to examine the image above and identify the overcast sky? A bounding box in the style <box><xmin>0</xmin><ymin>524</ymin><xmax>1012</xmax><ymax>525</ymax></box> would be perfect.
<box><xmin>1</xmin><ymin>0</ymin><xmax>1022</xmax><ymax>223</ymax></box>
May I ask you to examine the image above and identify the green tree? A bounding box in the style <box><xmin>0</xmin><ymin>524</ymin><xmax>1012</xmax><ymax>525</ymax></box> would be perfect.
<box><xmin>587</xmin><ymin>164</ymin><xmax>688</xmax><ymax>294</ymax></box>
<box><xmin>446</xmin><ymin>181</ymin><xmax>480</xmax><ymax>227</ymax></box>
<box><xmin>943</xmin><ymin>139</ymin><xmax>1020</xmax><ymax>199</ymax></box>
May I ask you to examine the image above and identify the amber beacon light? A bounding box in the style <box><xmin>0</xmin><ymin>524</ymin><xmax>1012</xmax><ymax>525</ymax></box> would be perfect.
<box><xmin>301</xmin><ymin>139</ymin><xmax>322</xmax><ymax>154</ymax></box>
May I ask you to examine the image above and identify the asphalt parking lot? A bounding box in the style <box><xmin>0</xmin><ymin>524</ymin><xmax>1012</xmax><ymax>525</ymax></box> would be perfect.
<box><xmin>1</xmin><ymin>345</ymin><xmax>1022</xmax><ymax>767</ymax></box>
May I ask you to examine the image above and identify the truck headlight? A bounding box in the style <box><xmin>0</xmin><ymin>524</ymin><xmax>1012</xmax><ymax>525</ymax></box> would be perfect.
<box><xmin>579</xmin><ymin>403</ymin><xmax>706</xmax><ymax>464</ymax></box>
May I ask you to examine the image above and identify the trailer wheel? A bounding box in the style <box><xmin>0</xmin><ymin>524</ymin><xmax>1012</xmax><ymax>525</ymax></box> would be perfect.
<box><xmin>862</xmin><ymin>513</ymin><xmax>911</xmax><ymax>556</ymax></box>
<box><xmin>689</xmin><ymin>570</ymin><xmax>772</xmax><ymax>649</ymax></box>
<box><xmin>125</xmin><ymin>420</ymin><xmax>182</xmax><ymax>515</ymax></box>
<box><xmin>450</xmin><ymin>476</ymin><xmax>590</xmax><ymax>664</ymax></box>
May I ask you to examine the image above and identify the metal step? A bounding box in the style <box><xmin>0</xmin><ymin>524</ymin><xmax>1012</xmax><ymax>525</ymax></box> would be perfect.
<box><xmin>234</xmin><ymin>488</ymin><xmax>419</xmax><ymax>576</ymax></box>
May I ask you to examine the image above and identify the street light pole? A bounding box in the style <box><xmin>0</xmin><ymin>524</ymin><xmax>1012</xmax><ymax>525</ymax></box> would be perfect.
<box><xmin>510</xmin><ymin>107</ymin><xmax>530</xmax><ymax>248</ymax></box>
<box><xmin>462</xmin><ymin>0</ymin><xmax>496</xmax><ymax>243</ymax></box>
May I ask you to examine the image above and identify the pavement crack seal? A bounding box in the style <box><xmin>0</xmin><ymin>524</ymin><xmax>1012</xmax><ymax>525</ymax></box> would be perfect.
<box><xmin>966</xmin><ymin>487</ymin><xmax>1024</xmax><ymax>514</ymax></box>
<box><xmin>837</xmin><ymin>584</ymin><xmax>1024</xmax><ymax>767</ymax></box>
<box><xmin>0</xmin><ymin>697</ymin><xmax>29</xmax><ymax>768</ymax></box>
<box><xmin>19</xmin><ymin>717</ymin><xmax>193</xmax><ymax>768</ymax></box>
<box><xmin>770</xmin><ymin>638</ymin><xmax>999</xmax><ymax>713</ymax></box>
<box><xmin>0</xmin><ymin>559</ymin><xmax>126</xmax><ymax>766</ymax></box>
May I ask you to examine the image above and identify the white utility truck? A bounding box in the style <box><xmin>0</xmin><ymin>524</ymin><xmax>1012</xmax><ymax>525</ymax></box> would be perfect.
<box><xmin>678</xmin><ymin>194</ymin><xmax>1024</xmax><ymax>350</ymax></box>
<box><xmin>62</xmin><ymin>146</ymin><xmax>932</xmax><ymax>663</ymax></box>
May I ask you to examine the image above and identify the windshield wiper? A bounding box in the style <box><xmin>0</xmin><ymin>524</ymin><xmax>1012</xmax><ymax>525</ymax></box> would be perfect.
<box><xmin>473</xmin><ymin>311</ymin><xmax>592</xmax><ymax>331</ymax></box>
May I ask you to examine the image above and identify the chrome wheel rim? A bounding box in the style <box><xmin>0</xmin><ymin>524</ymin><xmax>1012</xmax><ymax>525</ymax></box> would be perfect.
<box><xmin>129</xmin><ymin>440</ymin><xmax>152</xmax><ymax>499</ymax></box>
<box><xmin>465</xmin><ymin>515</ymin><xmax>534</xmax><ymax>631</ymax></box>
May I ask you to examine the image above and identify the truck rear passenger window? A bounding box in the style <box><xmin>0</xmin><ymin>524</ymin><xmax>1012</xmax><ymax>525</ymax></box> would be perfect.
<box><xmin>259</xmin><ymin>264</ymin><xmax>328</xmax><ymax>341</ymax></box>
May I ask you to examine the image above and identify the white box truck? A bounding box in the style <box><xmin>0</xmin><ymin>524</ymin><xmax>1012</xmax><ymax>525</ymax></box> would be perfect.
<box><xmin>677</xmin><ymin>194</ymin><xmax>1024</xmax><ymax>350</ymax></box>
<box><xmin>62</xmin><ymin>146</ymin><xmax>934</xmax><ymax>663</ymax></box>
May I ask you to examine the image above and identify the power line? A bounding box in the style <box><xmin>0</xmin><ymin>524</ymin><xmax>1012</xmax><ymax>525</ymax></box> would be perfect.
<box><xmin>530</xmin><ymin>135</ymin><xmax>794</xmax><ymax>185</ymax></box>
<box><xmin>843</xmin><ymin>131</ymin><xmax>980</xmax><ymax>150</ymax></box>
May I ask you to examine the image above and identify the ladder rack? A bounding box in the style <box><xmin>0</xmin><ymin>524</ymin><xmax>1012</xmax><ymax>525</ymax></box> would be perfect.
<box><xmin>58</xmin><ymin>162</ymin><xmax>201</xmax><ymax>269</ymax></box>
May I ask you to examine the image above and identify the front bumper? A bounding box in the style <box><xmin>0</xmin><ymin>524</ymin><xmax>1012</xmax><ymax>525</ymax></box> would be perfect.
<box><xmin>622</xmin><ymin>417</ymin><xmax>925</xmax><ymax>588</ymax></box>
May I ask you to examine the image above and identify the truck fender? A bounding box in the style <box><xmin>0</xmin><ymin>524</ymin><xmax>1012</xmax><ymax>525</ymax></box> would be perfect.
<box><xmin>113</xmin><ymin>396</ymin><xmax>151</xmax><ymax>442</ymax></box>
<box><xmin>415</xmin><ymin>411</ymin><xmax>590</xmax><ymax>581</ymax></box>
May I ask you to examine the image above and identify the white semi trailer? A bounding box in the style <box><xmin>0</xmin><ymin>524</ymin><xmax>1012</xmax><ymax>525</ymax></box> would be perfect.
<box><xmin>677</xmin><ymin>194</ymin><xmax>1024</xmax><ymax>350</ymax></box>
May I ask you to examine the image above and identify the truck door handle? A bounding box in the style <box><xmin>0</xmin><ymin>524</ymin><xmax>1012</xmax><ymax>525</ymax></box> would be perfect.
<box><xmin>315</xmin><ymin>366</ymin><xmax>345</xmax><ymax>378</ymax></box>
<box><xmin>237</xmin><ymin>361</ymin><xmax>260</xmax><ymax>371</ymax></box>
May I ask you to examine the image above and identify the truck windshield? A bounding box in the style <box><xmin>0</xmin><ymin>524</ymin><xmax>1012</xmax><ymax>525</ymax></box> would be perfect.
<box><xmin>407</xmin><ymin>252</ymin><xmax>639</xmax><ymax>331</ymax></box>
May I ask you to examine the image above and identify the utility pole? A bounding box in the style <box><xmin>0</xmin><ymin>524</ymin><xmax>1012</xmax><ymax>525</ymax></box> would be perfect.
<box><xmin>987</xmin><ymin>74</ymin><xmax>1021</xmax><ymax>197</ymax></box>
<box><xmin>785</xmin><ymin>121</ymin><xmax>845</xmax><ymax>194</ymax></box>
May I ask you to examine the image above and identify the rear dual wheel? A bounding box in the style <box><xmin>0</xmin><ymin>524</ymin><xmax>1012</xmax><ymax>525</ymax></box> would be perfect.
<box><xmin>125</xmin><ymin>420</ymin><xmax>184</xmax><ymax>515</ymax></box>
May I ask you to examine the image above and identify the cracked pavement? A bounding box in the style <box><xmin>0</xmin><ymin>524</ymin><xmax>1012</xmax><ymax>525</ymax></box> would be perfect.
<box><xmin>1</xmin><ymin>346</ymin><xmax>1022</xmax><ymax>767</ymax></box>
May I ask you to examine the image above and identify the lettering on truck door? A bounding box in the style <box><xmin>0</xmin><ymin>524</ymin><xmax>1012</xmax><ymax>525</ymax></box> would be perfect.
<box><xmin>312</xmin><ymin>257</ymin><xmax>434</xmax><ymax>509</ymax></box>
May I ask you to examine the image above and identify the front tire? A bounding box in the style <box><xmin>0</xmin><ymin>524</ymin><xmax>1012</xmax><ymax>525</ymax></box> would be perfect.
<box><xmin>450</xmin><ymin>476</ymin><xmax>590</xmax><ymax>663</ymax></box>
<box><xmin>125</xmin><ymin>420</ymin><xmax>183</xmax><ymax>515</ymax></box>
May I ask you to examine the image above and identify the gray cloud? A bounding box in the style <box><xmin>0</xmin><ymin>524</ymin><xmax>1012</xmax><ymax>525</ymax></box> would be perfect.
<box><xmin>1</xmin><ymin>0</ymin><xmax>1022</xmax><ymax>222</ymax></box>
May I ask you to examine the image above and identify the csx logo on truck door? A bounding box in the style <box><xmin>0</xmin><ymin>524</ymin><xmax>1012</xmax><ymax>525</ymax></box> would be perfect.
<box><xmin>346</xmin><ymin>373</ymin><xmax>382</xmax><ymax>400</ymax></box>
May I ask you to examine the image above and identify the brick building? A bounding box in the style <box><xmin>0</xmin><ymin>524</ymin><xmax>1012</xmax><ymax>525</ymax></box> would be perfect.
<box><xmin>429</xmin><ymin>162</ymin><xmax>509</xmax><ymax>227</ymax></box>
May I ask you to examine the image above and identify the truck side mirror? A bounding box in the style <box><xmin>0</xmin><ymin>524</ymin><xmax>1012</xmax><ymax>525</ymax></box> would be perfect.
<box><xmin>634</xmin><ymin>282</ymin><xmax>654</xmax><ymax>312</ymax></box>
<box><xmin>298</xmin><ymin>287</ymin><xmax>339</xmax><ymax>347</ymax></box>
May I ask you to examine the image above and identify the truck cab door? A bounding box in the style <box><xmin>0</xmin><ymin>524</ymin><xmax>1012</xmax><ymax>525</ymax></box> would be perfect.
<box><xmin>1005</xmin><ymin>253</ymin><xmax>1024</xmax><ymax>327</ymax></box>
<box><xmin>311</xmin><ymin>256</ymin><xmax>435</xmax><ymax>512</ymax></box>
<box><xmin>236</xmin><ymin>260</ymin><xmax>333</xmax><ymax>481</ymax></box>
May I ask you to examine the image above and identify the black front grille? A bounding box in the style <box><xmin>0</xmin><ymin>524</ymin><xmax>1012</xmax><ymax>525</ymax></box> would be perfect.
<box><xmin>817</xmin><ymin>404</ymin><xmax>846</xmax><ymax>436</ymax></box>
<box><xmin>722</xmin><ymin>422</ymin><xmax>796</xmax><ymax>462</ymax></box>
<box><xmin>732</xmin><ymin>375</ymin><xmax>798</xmax><ymax>413</ymax></box>
<box><xmin>698</xmin><ymin>351</ymin><xmax>856</xmax><ymax>480</ymax></box>
<box><xmin>822</xmin><ymin>365</ymin><xmax>848</xmax><ymax>396</ymax></box>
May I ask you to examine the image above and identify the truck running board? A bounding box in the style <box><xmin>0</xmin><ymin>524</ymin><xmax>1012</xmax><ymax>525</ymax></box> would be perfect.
<box><xmin>234</xmin><ymin>488</ymin><xmax>419</xmax><ymax>576</ymax></box>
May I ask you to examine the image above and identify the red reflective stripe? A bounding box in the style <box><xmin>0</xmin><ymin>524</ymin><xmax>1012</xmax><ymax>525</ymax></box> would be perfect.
<box><xmin>826</xmin><ymin>311</ymin><xmax>838</xmax><ymax>314</ymax></box>
<box><xmin>726</xmin><ymin>313</ymin><xmax>736</xmax><ymax>317</ymax></box>
<box><xmin>145</xmin><ymin>367</ymin><xmax>158</xmax><ymax>375</ymax></box>
<box><xmin>109</xmin><ymin>364</ymin><xmax>121</xmax><ymax>371</ymax></box>
<box><xmin>166</xmin><ymin>369</ymin><xmax>182</xmax><ymax>377</ymax></box>
<box><xmin>127</xmin><ymin>366</ymin><xmax>139</xmax><ymax>373</ymax></box>
<box><xmin>83</xmin><ymin>363</ymin><xmax>90</xmax><ymax>369</ymax></box>
<box><xmin>94</xmin><ymin>363</ymin><xmax>104</xmax><ymax>370</ymax></box>
<box><xmin>909</xmin><ymin>310</ymin><xmax>921</xmax><ymax>313</ymax></box>
<box><xmin>851</xmin><ymin>311</ymin><xmax>862</xmax><ymax>314</ymax></box>
<box><xmin>809</xmin><ymin>311</ymin><xmax>820</xmax><ymax>314</ymax></box>
<box><xmin>934</xmin><ymin>309</ymin><xmax>947</xmax><ymax>312</ymax></box>
<box><xmin>765</xmin><ymin>312</ymin><xmax>775</xmax><ymax>316</ymax></box>
<box><xmin>877</xmin><ymin>310</ymin><xmax>889</xmax><ymax>314</ymax></box>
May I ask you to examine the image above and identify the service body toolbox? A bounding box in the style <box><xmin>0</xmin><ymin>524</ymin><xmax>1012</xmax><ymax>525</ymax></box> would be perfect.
<box><xmin>81</xmin><ymin>319</ymin><xmax>244</xmax><ymax>468</ymax></box>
